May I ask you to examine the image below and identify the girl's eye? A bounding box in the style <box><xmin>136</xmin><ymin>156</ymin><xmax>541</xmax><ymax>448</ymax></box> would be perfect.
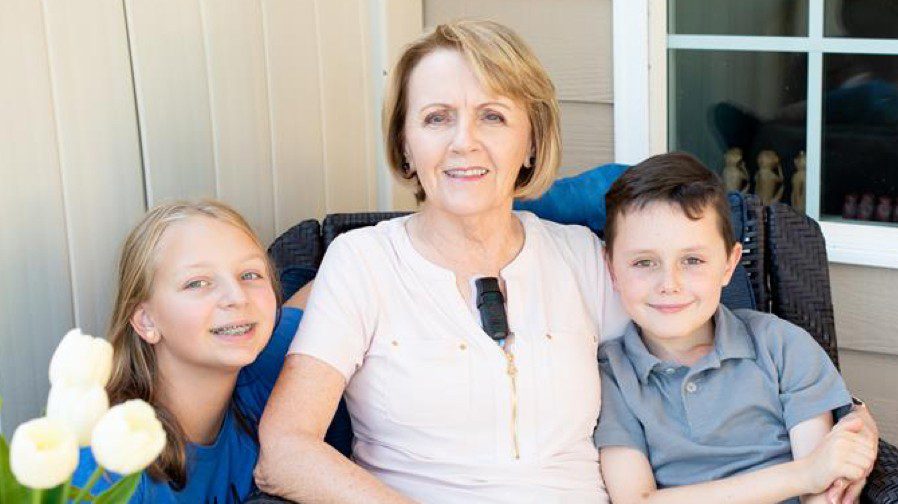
<box><xmin>241</xmin><ymin>271</ymin><xmax>263</xmax><ymax>281</ymax></box>
<box><xmin>632</xmin><ymin>259</ymin><xmax>655</xmax><ymax>268</ymax></box>
<box><xmin>684</xmin><ymin>256</ymin><xmax>705</xmax><ymax>266</ymax></box>
<box><xmin>185</xmin><ymin>279</ymin><xmax>210</xmax><ymax>290</ymax></box>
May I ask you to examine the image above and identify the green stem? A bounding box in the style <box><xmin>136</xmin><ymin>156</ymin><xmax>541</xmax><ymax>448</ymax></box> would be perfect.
<box><xmin>60</xmin><ymin>479</ymin><xmax>71</xmax><ymax>504</ymax></box>
<box><xmin>71</xmin><ymin>466</ymin><xmax>103</xmax><ymax>504</ymax></box>
<box><xmin>31</xmin><ymin>488</ymin><xmax>42</xmax><ymax>504</ymax></box>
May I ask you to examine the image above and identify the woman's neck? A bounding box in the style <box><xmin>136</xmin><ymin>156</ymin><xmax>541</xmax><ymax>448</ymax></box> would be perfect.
<box><xmin>409</xmin><ymin>202</ymin><xmax>524</xmax><ymax>278</ymax></box>
<box><xmin>155</xmin><ymin>352</ymin><xmax>239</xmax><ymax>446</ymax></box>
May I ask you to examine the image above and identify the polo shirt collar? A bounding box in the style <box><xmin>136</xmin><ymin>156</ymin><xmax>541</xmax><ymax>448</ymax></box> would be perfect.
<box><xmin>621</xmin><ymin>322</ymin><xmax>663</xmax><ymax>385</ymax></box>
<box><xmin>711</xmin><ymin>305</ymin><xmax>757</xmax><ymax>362</ymax></box>
<box><xmin>622</xmin><ymin>305</ymin><xmax>757</xmax><ymax>385</ymax></box>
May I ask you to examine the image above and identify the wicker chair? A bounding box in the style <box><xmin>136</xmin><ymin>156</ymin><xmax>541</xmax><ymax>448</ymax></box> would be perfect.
<box><xmin>253</xmin><ymin>193</ymin><xmax>898</xmax><ymax>503</ymax></box>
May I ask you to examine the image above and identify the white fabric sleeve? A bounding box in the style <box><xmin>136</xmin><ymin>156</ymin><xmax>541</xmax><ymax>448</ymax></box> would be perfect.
<box><xmin>288</xmin><ymin>235</ymin><xmax>376</xmax><ymax>382</ymax></box>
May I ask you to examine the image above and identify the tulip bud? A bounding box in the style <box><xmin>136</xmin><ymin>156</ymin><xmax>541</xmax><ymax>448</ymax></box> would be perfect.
<box><xmin>10</xmin><ymin>417</ymin><xmax>79</xmax><ymax>489</ymax></box>
<box><xmin>46</xmin><ymin>384</ymin><xmax>109</xmax><ymax>446</ymax></box>
<box><xmin>91</xmin><ymin>400</ymin><xmax>166</xmax><ymax>475</ymax></box>
<box><xmin>49</xmin><ymin>328</ymin><xmax>113</xmax><ymax>388</ymax></box>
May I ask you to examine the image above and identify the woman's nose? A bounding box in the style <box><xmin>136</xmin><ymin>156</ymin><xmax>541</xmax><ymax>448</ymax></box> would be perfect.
<box><xmin>450</xmin><ymin>115</ymin><xmax>480</xmax><ymax>153</ymax></box>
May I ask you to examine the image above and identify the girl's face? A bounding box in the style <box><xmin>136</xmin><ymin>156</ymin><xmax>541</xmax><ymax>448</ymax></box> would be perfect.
<box><xmin>134</xmin><ymin>216</ymin><xmax>277</xmax><ymax>372</ymax></box>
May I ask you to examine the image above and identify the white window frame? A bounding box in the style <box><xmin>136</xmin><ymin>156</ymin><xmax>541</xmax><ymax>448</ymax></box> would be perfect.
<box><xmin>613</xmin><ymin>0</ymin><xmax>898</xmax><ymax>269</ymax></box>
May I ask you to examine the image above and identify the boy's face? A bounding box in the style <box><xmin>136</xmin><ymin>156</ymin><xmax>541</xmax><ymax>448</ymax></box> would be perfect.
<box><xmin>607</xmin><ymin>202</ymin><xmax>742</xmax><ymax>345</ymax></box>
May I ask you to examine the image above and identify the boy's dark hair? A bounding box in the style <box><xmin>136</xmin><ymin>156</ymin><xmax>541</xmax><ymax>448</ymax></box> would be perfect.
<box><xmin>604</xmin><ymin>152</ymin><xmax>737</xmax><ymax>259</ymax></box>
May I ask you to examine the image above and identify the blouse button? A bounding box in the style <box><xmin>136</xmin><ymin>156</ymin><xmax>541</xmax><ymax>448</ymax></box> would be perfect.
<box><xmin>391</xmin><ymin>340</ymin><xmax>399</xmax><ymax>347</ymax></box>
<box><xmin>459</xmin><ymin>342</ymin><xmax>467</xmax><ymax>351</ymax></box>
<box><xmin>546</xmin><ymin>333</ymin><xmax>553</xmax><ymax>340</ymax></box>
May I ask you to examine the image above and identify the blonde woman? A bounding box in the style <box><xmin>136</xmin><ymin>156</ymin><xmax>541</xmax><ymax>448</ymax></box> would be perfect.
<box><xmin>72</xmin><ymin>200</ymin><xmax>307</xmax><ymax>502</ymax></box>
<box><xmin>256</xmin><ymin>20</ymin><xmax>629</xmax><ymax>502</ymax></box>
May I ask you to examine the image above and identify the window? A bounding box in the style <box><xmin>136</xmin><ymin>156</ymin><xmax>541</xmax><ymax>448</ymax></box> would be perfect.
<box><xmin>613</xmin><ymin>0</ymin><xmax>898</xmax><ymax>268</ymax></box>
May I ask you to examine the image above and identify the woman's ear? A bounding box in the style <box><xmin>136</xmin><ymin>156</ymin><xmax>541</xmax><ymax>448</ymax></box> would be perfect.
<box><xmin>130</xmin><ymin>304</ymin><xmax>161</xmax><ymax>344</ymax></box>
<box><xmin>721</xmin><ymin>242</ymin><xmax>744</xmax><ymax>287</ymax></box>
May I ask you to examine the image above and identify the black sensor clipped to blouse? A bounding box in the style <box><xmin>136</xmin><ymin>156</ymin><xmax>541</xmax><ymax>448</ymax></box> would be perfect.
<box><xmin>475</xmin><ymin>277</ymin><xmax>510</xmax><ymax>346</ymax></box>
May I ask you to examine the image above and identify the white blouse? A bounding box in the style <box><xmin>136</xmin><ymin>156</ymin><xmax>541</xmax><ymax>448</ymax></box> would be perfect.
<box><xmin>289</xmin><ymin>212</ymin><xmax>629</xmax><ymax>503</ymax></box>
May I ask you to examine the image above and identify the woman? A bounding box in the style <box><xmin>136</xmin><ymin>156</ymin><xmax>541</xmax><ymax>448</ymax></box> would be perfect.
<box><xmin>255</xmin><ymin>20</ymin><xmax>628</xmax><ymax>502</ymax></box>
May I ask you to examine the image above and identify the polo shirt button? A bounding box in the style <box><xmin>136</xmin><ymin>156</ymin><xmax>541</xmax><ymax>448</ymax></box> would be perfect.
<box><xmin>685</xmin><ymin>381</ymin><xmax>698</xmax><ymax>393</ymax></box>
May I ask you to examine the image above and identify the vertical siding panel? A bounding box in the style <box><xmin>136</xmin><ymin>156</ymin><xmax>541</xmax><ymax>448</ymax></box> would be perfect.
<box><xmin>125</xmin><ymin>0</ymin><xmax>216</xmax><ymax>204</ymax></box>
<box><xmin>200</xmin><ymin>0</ymin><xmax>275</xmax><ymax>244</ymax></box>
<box><xmin>0</xmin><ymin>0</ymin><xmax>75</xmax><ymax>431</ymax></box>
<box><xmin>262</xmin><ymin>0</ymin><xmax>327</xmax><ymax>229</ymax></box>
<box><xmin>317</xmin><ymin>0</ymin><xmax>376</xmax><ymax>213</ymax></box>
<box><xmin>42</xmin><ymin>0</ymin><xmax>146</xmax><ymax>336</ymax></box>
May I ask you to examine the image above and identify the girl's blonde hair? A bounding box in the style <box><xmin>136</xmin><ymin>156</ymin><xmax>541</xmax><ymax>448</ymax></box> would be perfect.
<box><xmin>383</xmin><ymin>19</ymin><xmax>562</xmax><ymax>202</ymax></box>
<box><xmin>106</xmin><ymin>199</ymin><xmax>279</xmax><ymax>488</ymax></box>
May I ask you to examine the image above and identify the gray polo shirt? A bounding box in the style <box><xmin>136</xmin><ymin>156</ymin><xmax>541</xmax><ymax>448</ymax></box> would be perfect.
<box><xmin>595</xmin><ymin>306</ymin><xmax>850</xmax><ymax>502</ymax></box>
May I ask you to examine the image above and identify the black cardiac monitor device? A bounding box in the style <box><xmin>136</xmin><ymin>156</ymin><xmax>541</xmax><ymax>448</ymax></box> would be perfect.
<box><xmin>475</xmin><ymin>277</ymin><xmax>510</xmax><ymax>344</ymax></box>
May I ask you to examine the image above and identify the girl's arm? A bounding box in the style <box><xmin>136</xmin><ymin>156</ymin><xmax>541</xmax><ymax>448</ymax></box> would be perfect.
<box><xmin>600</xmin><ymin>417</ymin><xmax>874</xmax><ymax>504</ymax></box>
<box><xmin>254</xmin><ymin>354</ymin><xmax>414</xmax><ymax>503</ymax></box>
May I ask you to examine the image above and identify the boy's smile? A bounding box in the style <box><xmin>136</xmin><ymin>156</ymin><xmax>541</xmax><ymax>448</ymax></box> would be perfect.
<box><xmin>607</xmin><ymin>201</ymin><xmax>742</xmax><ymax>361</ymax></box>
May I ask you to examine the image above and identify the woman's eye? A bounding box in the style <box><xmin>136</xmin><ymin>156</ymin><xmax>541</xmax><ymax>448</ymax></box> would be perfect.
<box><xmin>241</xmin><ymin>271</ymin><xmax>263</xmax><ymax>281</ymax></box>
<box><xmin>632</xmin><ymin>259</ymin><xmax>655</xmax><ymax>268</ymax></box>
<box><xmin>424</xmin><ymin>112</ymin><xmax>449</xmax><ymax>125</ymax></box>
<box><xmin>482</xmin><ymin>111</ymin><xmax>505</xmax><ymax>123</ymax></box>
<box><xmin>184</xmin><ymin>279</ymin><xmax>210</xmax><ymax>290</ymax></box>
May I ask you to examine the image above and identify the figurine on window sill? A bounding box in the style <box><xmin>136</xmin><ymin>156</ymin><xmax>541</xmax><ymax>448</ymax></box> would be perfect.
<box><xmin>875</xmin><ymin>196</ymin><xmax>892</xmax><ymax>222</ymax></box>
<box><xmin>857</xmin><ymin>193</ymin><xmax>876</xmax><ymax>220</ymax></box>
<box><xmin>722</xmin><ymin>147</ymin><xmax>750</xmax><ymax>194</ymax></box>
<box><xmin>755</xmin><ymin>150</ymin><xmax>784</xmax><ymax>205</ymax></box>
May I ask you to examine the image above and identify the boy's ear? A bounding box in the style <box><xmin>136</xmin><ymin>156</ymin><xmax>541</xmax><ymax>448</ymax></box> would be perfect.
<box><xmin>721</xmin><ymin>242</ymin><xmax>744</xmax><ymax>287</ymax></box>
<box><xmin>604</xmin><ymin>247</ymin><xmax>621</xmax><ymax>292</ymax></box>
<box><xmin>130</xmin><ymin>304</ymin><xmax>161</xmax><ymax>344</ymax></box>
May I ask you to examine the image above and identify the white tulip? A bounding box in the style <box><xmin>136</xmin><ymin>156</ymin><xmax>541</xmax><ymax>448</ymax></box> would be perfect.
<box><xmin>10</xmin><ymin>417</ymin><xmax>79</xmax><ymax>489</ymax></box>
<box><xmin>46</xmin><ymin>384</ymin><xmax>109</xmax><ymax>446</ymax></box>
<box><xmin>48</xmin><ymin>328</ymin><xmax>113</xmax><ymax>388</ymax></box>
<box><xmin>91</xmin><ymin>399</ymin><xmax>166</xmax><ymax>475</ymax></box>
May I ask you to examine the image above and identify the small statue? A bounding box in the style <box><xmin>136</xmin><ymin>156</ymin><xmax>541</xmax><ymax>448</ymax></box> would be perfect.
<box><xmin>791</xmin><ymin>151</ymin><xmax>806</xmax><ymax>213</ymax></box>
<box><xmin>892</xmin><ymin>201</ymin><xmax>898</xmax><ymax>222</ymax></box>
<box><xmin>722</xmin><ymin>147</ymin><xmax>750</xmax><ymax>194</ymax></box>
<box><xmin>875</xmin><ymin>196</ymin><xmax>893</xmax><ymax>222</ymax></box>
<box><xmin>857</xmin><ymin>193</ymin><xmax>875</xmax><ymax>220</ymax></box>
<box><xmin>842</xmin><ymin>193</ymin><xmax>858</xmax><ymax>219</ymax></box>
<box><xmin>754</xmin><ymin>150</ymin><xmax>784</xmax><ymax>205</ymax></box>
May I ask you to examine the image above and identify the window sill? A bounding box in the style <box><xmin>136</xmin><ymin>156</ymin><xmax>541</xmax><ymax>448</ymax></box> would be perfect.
<box><xmin>821</xmin><ymin>220</ymin><xmax>898</xmax><ymax>269</ymax></box>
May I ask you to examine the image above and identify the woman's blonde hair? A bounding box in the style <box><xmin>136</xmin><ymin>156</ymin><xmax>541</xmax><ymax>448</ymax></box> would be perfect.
<box><xmin>383</xmin><ymin>19</ymin><xmax>561</xmax><ymax>202</ymax></box>
<box><xmin>106</xmin><ymin>199</ymin><xmax>279</xmax><ymax>488</ymax></box>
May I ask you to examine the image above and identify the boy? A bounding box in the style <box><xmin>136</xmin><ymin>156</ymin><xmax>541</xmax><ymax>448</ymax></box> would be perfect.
<box><xmin>594</xmin><ymin>152</ymin><xmax>876</xmax><ymax>503</ymax></box>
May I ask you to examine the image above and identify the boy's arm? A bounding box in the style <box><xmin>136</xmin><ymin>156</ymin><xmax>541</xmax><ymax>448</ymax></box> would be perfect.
<box><xmin>600</xmin><ymin>446</ymin><xmax>812</xmax><ymax>504</ymax></box>
<box><xmin>790</xmin><ymin>412</ymin><xmax>834</xmax><ymax>504</ymax></box>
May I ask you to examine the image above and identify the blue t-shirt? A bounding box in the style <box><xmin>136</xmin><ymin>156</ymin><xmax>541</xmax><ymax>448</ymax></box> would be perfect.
<box><xmin>72</xmin><ymin>307</ymin><xmax>303</xmax><ymax>504</ymax></box>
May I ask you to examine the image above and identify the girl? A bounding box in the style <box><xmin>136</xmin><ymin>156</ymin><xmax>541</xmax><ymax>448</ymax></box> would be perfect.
<box><xmin>73</xmin><ymin>200</ymin><xmax>306</xmax><ymax>503</ymax></box>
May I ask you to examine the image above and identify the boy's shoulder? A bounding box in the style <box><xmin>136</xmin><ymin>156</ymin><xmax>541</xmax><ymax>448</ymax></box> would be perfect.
<box><xmin>728</xmin><ymin>307</ymin><xmax>817</xmax><ymax>351</ymax></box>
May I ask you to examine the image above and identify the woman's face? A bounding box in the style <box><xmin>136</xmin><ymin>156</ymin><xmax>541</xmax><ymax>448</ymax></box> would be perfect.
<box><xmin>403</xmin><ymin>49</ymin><xmax>532</xmax><ymax>217</ymax></box>
<box><xmin>135</xmin><ymin>216</ymin><xmax>277</xmax><ymax>372</ymax></box>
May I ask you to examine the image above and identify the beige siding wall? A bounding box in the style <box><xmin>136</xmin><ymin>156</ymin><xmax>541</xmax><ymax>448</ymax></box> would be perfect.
<box><xmin>423</xmin><ymin>0</ymin><xmax>615</xmax><ymax>177</ymax></box>
<box><xmin>831</xmin><ymin>264</ymin><xmax>898</xmax><ymax>443</ymax></box>
<box><xmin>0</xmin><ymin>0</ymin><xmax>391</xmax><ymax>432</ymax></box>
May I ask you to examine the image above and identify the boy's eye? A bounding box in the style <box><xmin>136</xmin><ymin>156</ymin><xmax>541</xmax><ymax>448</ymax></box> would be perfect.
<box><xmin>684</xmin><ymin>256</ymin><xmax>705</xmax><ymax>266</ymax></box>
<box><xmin>241</xmin><ymin>271</ymin><xmax>263</xmax><ymax>281</ymax></box>
<box><xmin>184</xmin><ymin>279</ymin><xmax>210</xmax><ymax>290</ymax></box>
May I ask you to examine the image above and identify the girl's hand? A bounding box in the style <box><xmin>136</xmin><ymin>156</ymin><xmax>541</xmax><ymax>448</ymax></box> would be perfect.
<box><xmin>802</xmin><ymin>419</ymin><xmax>876</xmax><ymax>495</ymax></box>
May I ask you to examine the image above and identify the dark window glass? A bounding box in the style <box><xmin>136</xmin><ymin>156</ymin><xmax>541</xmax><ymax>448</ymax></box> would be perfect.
<box><xmin>821</xmin><ymin>54</ymin><xmax>898</xmax><ymax>225</ymax></box>
<box><xmin>825</xmin><ymin>0</ymin><xmax>898</xmax><ymax>39</ymax></box>
<box><xmin>669</xmin><ymin>50</ymin><xmax>808</xmax><ymax>210</ymax></box>
<box><xmin>670</xmin><ymin>0</ymin><xmax>808</xmax><ymax>36</ymax></box>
